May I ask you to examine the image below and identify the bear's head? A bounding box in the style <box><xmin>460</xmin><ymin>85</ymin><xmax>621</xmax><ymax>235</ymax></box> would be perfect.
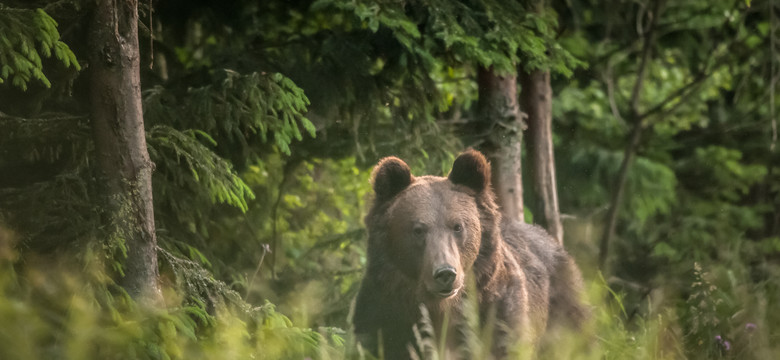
<box><xmin>369</xmin><ymin>149</ymin><xmax>494</xmax><ymax>301</ymax></box>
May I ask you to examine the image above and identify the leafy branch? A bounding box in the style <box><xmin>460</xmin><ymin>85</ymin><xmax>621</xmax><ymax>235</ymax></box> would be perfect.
<box><xmin>0</xmin><ymin>5</ymin><xmax>80</xmax><ymax>90</ymax></box>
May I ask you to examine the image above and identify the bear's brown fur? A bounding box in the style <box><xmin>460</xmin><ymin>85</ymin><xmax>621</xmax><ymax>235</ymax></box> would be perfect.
<box><xmin>352</xmin><ymin>150</ymin><xmax>587</xmax><ymax>359</ymax></box>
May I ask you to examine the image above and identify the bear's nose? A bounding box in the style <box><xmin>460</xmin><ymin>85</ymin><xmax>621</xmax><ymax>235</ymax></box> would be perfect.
<box><xmin>433</xmin><ymin>266</ymin><xmax>457</xmax><ymax>289</ymax></box>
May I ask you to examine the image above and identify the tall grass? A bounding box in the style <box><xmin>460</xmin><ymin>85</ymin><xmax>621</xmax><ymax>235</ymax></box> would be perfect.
<box><xmin>2</xmin><ymin>224</ymin><xmax>779</xmax><ymax>359</ymax></box>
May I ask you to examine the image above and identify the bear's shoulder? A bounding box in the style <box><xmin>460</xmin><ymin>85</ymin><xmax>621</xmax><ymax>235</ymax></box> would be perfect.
<box><xmin>501</xmin><ymin>220</ymin><xmax>564</xmax><ymax>273</ymax></box>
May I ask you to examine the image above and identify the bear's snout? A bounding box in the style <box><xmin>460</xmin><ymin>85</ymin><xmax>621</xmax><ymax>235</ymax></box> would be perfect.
<box><xmin>433</xmin><ymin>266</ymin><xmax>457</xmax><ymax>295</ymax></box>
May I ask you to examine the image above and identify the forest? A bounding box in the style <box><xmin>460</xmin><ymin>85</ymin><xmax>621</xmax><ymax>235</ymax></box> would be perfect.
<box><xmin>0</xmin><ymin>0</ymin><xmax>778</xmax><ymax>358</ymax></box>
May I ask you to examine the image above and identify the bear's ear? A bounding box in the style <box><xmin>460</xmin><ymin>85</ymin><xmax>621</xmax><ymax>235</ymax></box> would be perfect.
<box><xmin>448</xmin><ymin>149</ymin><xmax>491</xmax><ymax>193</ymax></box>
<box><xmin>371</xmin><ymin>156</ymin><xmax>414</xmax><ymax>202</ymax></box>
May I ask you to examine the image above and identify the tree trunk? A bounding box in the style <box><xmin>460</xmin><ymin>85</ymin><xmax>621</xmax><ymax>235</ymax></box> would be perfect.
<box><xmin>89</xmin><ymin>0</ymin><xmax>161</xmax><ymax>303</ymax></box>
<box><xmin>598</xmin><ymin>124</ymin><xmax>643</xmax><ymax>270</ymax></box>
<box><xmin>477</xmin><ymin>67</ymin><xmax>525</xmax><ymax>222</ymax></box>
<box><xmin>520</xmin><ymin>70</ymin><xmax>563</xmax><ymax>245</ymax></box>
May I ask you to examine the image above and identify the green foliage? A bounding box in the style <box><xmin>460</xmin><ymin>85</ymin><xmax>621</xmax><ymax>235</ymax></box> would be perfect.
<box><xmin>0</xmin><ymin>5</ymin><xmax>80</xmax><ymax>90</ymax></box>
<box><xmin>207</xmin><ymin>154</ymin><xmax>372</xmax><ymax>327</ymax></box>
<box><xmin>553</xmin><ymin>1</ymin><xmax>780</xmax><ymax>357</ymax></box>
<box><xmin>311</xmin><ymin>0</ymin><xmax>423</xmax><ymax>53</ymax></box>
<box><xmin>143</xmin><ymin>69</ymin><xmax>314</xmax><ymax>159</ymax></box>
<box><xmin>678</xmin><ymin>261</ymin><xmax>778</xmax><ymax>359</ymax></box>
<box><xmin>683</xmin><ymin>262</ymin><xmax>724</xmax><ymax>358</ymax></box>
<box><xmin>559</xmin><ymin>145</ymin><xmax>677</xmax><ymax>226</ymax></box>
<box><xmin>640</xmin><ymin>146</ymin><xmax>768</xmax><ymax>264</ymax></box>
<box><xmin>0</xmin><ymin>235</ymin><xmax>344</xmax><ymax>360</ymax></box>
<box><xmin>0</xmin><ymin>113</ymin><xmax>89</xmax><ymax>165</ymax></box>
<box><xmin>0</xmin><ymin>164</ymin><xmax>96</xmax><ymax>249</ymax></box>
<box><xmin>148</xmin><ymin>125</ymin><xmax>255</xmax><ymax>213</ymax></box>
<box><xmin>313</xmin><ymin>0</ymin><xmax>582</xmax><ymax>76</ymax></box>
<box><xmin>684</xmin><ymin>146</ymin><xmax>767</xmax><ymax>202</ymax></box>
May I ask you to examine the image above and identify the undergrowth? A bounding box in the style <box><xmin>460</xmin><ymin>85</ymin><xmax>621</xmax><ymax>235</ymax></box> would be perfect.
<box><xmin>1</xmin><ymin>225</ymin><xmax>778</xmax><ymax>359</ymax></box>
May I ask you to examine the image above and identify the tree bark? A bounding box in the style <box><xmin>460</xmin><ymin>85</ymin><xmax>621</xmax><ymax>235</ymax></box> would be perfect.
<box><xmin>89</xmin><ymin>0</ymin><xmax>161</xmax><ymax>303</ymax></box>
<box><xmin>598</xmin><ymin>124</ymin><xmax>643</xmax><ymax>270</ymax></box>
<box><xmin>520</xmin><ymin>70</ymin><xmax>563</xmax><ymax>245</ymax></box>
<box><xmin>477</xmin><ymin>67</ymin><xmax>525</xmax><ymax>223</ymax></box>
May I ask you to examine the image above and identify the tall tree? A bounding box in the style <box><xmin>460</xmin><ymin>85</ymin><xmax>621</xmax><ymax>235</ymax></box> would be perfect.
<box><xmin>89</xmin><ymin>0</ymin><xmax>161</xmax><ymax>303</ymax></box>
<box><xmin>477</xmin><ymin>67</ymin><xmax>525</xmax><ymax>222</ymax></box>
<box><xmin>518</xmin><ymin>0</ymin><xmax>563</xmax><ymax>245</ymax></box>
<box><xmin>521</xmin><ymin>69</ymin><xmax>563</xmax><ymax>244</ymax></box>
<box><xmin>598</xmin><ymin>0</ymin><xmax>663</xmax><ymax>271</ymax></box>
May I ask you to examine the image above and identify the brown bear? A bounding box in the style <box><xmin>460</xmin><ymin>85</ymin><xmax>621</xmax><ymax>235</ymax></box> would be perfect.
<box><xmin>352</xmin><ymin>149</ymin><xmax>587</xmax><ymax>359</ymax></box>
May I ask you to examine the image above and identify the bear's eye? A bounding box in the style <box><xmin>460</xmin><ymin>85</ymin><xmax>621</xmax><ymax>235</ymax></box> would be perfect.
<box><xmin>413</xmin><ymin>225</ymin><xmax>425</xmax><ymax>236</ymax></box>
<box><xmin>453</xmin><ymin>223</ymin><xmax>463</xmax><ymax>233</ymax></box>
